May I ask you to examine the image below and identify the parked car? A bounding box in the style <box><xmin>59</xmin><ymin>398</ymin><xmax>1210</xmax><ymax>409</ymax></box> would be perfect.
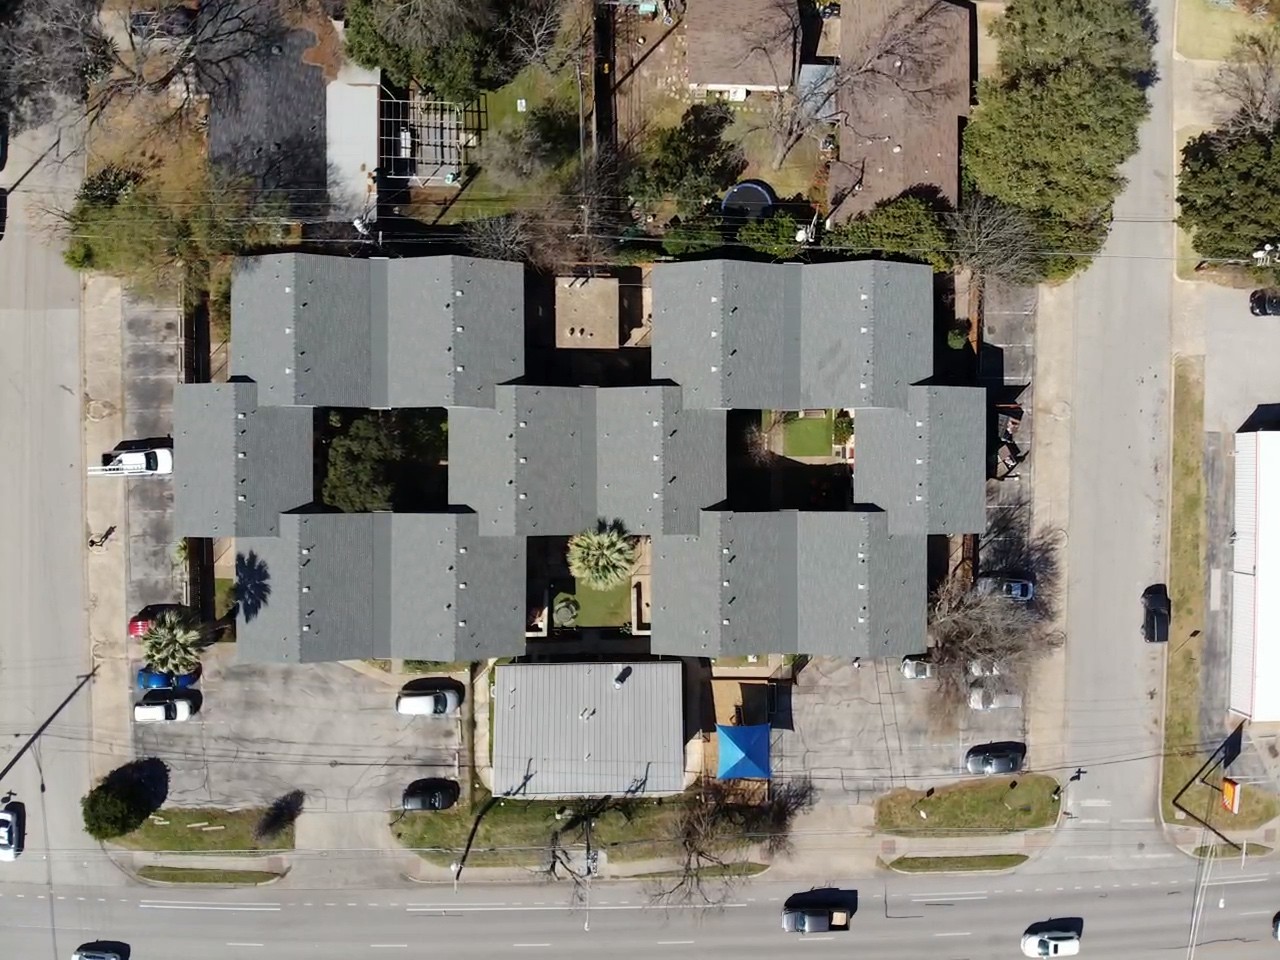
<box><xmin>402</xmin><ymin>778</ymin><xmax>460</xmax><ymax>811</ymax></box>
<box><xmin>1250</xmin><ymin>288</ymin><xmax>1280</xmax><ymax>316</ymax></box>
<box><xmin>968</xmin><ymin>680</ymin><xmax>1023</xmax><ymax>711</ymax></box>
<box><xmin>129</xmin><ymin>603</ymin><xmax>186</xmax><ymax>638</ymax></box>
<box><xmin>967</xmin><ymin>658</ymin><xmax>1003</xmax><ymax>678</ymax></box>
<box><xmin>1021</xmin><ymin>931</ymin><xmax>1081</xmax><ymax>957</ymax></box>
<box><xmin>965</xmin><ymin>742</ymin><xmax>1026</xmax><ymax>775</ymax></box>
<box><xmin>396</xmin><ymin>689</ymin><xmax>461</xmax><ymax>716</ymax></box>
<box><xmin>133</xmin><ymin>691</ymin><xmax>193</xmax><ymax>723</ymax></box>
<box><xmin>1142</xmin><ymin>584</ymin><xmax>1170</xmax><ymax>643</ymax></box>
<box><xmin>114</xmin><ymin>448</ymin><xmax>173</xmax><ymax>475</ymax></box>
<box><xmin>1271</xmin><ymin>910</ymin><xmax>1280</xmax><ymax>940</ymax></box>
<box><xmin>977</xmin><ymin>577</ymin><xmax>1035</xmax><ymax>601</ymax></box>
<box><xmin>136</xmin><ymin>664</ymin><xmax>201</xmax><ymax>690</ymax></box>
<box><xmin>0</xmin><ymin>805</ymin><xmax>22</xmax><ymax>861</ymax></box>
<box><xmin>900</xmin><ymin>654</ymin><xmax>934</xmax><ymax>680</ymax></box>
<box><xmin>72</xmin><ymin>949</ymin><xmax>124</xmax><ymax>960</ymax></box>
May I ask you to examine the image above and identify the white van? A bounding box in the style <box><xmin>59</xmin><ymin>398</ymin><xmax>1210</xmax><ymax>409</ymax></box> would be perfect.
<box><xmin>133</xmin><ymin>699</ymin><xmax>192</xmax><ymax>722</ymax></box>
<box><xmin>395</xmin><ymin>690</ymin><xmax>460</xmax><ymax>716</ymax></box>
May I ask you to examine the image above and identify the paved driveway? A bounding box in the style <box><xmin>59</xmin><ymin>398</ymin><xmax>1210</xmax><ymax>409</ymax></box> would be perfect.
<box><xmin>131</xmin><ymin>646</ymin><xmax>463</xmax><ymax>813</ymax></box>
<box><xmin>772</xmin><ymin>658</ymin><xmax>1026</xmax><ymax>801</ymax></box>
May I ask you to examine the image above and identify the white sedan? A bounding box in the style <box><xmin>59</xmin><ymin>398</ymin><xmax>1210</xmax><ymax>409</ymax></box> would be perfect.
<box><xmin>1021</xmin><ymin>931</ymin><xmax>1080</xmax><ymax>957</ymax></box>
<box><xmin>0</xmin><ymin>807</ymin><xmax>22</xmax><ymax>861</ymax></box>
<box><xmin>900</xmin><ymin>655</ymin><xmax>934</xmax><ymax>680</ymax></box>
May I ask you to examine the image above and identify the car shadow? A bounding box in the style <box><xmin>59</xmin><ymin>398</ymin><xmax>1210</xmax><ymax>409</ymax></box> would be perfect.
<box><xmin>783</xmin><ymin>887</ymin><xmax>858</xmax><ymax>915</ymax></box>
<box><xmin>399</xmin><ymin>677</ymin><xmax>466</xmax><ymax>704</ymax></box>
<box><xmin>1025</xmin><ymin>917</ymin><xmax>1085</xmax><ymax>937</ymax></box>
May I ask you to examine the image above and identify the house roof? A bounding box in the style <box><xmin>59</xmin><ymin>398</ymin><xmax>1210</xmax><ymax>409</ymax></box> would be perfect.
<box><xmin>684</xmin><ymin>0</ymin><xmax>796</xmax><ymax>89</ymax></box>
<box><xmin>200</xmin><ymin>0</ymin><xmax>329</xmax><ymax>219</ymax></box>
<box><xmin>231</xmin><ymin>254</ymin><xmax>524</xmax><ymax>409</ymax></box>
<box><xmin>492</xmin><ymin>661</ymin><xmax>686</xmax><ymax>798</ymax></box>
<box><xmin>651</xmin><ymin>260</ymin><xmax>934</xmax><ymax>411</ymax></box>
<box><xmin>172</xmin><ymin>381</ymin><xmax>313</xmax><ymax>538</ymax></box>
<box><xmin>234</xmin><ymin>513</ymin><xmax>526</xmax><ymax>664</ymax></box>
<box><xmin>449</xmin><ymin>385</ymin><xmax>726</xmax><ymax>538</ymax></box>
<box><xmin>827</xmin><ymin>0</ymin><xmax>972</xmax><ymax>222</ymax></box>
<box><xmin>650</xmin><ymin>511</ymin><xmax>925</xmax><ymax>658</ymax></box>
<box><xmin>853</xmin><ymin>385</ymin><xmax>989</xmax><ymax>535</ymax></box>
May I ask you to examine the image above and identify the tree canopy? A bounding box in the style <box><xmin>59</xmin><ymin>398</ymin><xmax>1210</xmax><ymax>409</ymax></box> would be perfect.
<box><xmin>738</xmin><ymin>213</ymin><xmax>803</xmax><ymax>260</ymax></box>
<box><xmin>823</xmin><ymin>195</ymin><xmax>953</xmax><ymax>271</ymax></box>
<box><xmin>990</xmin><ymin>0</ymin><xmax>1154</xmax><ymax>81</ymax></box>
<box><xmin>321</xmin><ymin>410</ymin><xmax>447</xmax><ymax>513</ymax></box>
<box><xmin>628</xmin><ymin>105</ymin><xmax>745</xmax><ymax>216</ymax></box>
<box><xmin>566</xmin><ymin>522</ymin><xmax>638</xmax><ymax>591</ymax></box>
<box><xmin>1177</xmin><ymin>127</ymin><xmax>1280</xmax><ymax>260</ymax></box>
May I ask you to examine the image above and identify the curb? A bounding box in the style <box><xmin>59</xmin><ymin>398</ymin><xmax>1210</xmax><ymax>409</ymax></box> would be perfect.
<box><xmin>131</xmin><ymin>866</ymin><xmax>290</xmax><ymax>888</ymax></box>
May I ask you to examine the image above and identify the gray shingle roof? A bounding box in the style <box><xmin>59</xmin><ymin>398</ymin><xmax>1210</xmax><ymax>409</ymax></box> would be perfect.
<box><xmin>853</xmin><ymin>385</ymin><xmax>988</xmax><ymax>535</ymax></box>
<box><xmin>232</xmin><ymin>254</ymin><xmax>524</xmax><ymax>409</ymax></box>
<box><xmin>650</xmin><ymin>511</ymin><xmax>924</xmax><ymax>657</ymax></box>
<box><xmin>450</xmin><ymin>385</ymin><xmax>727</xmax><ymax>538</ymax></box>
<box><xmin>651</xmin><ymin>260</ymin><xmax>933</xmax><ymax>411</ymax></box>
<box><xmin>172</xmin><ymin>382</ymin><xmax>313</xmax><ymax>538</ymax></box>
<box><xmin>492</xmin><ymin>661</ymin><xmax>685</xmax><ymax>798</ymax></box>
<box><xmin>234</xmin><ymin>513</ymin><xmax>526</xmax><ymax>664</ymax></box>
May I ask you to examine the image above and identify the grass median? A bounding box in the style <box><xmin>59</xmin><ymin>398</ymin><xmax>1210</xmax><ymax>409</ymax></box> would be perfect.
<box><xmin>1161</xmin><ymin>359</ymin><xmax>1278</xmax><ymax>830</ymax></box>
<box><xmin>887</xmin><ymin>854</ymin><xmax>1028</xmax><ymax>873</ymax></box>
<box><xmin>392</xmin><ymin>790</ymin><xmax>684</xmax><ymax>867</ymax></box>
<box><xmin>875</xmin><ymin>775</ymin><xmax>1061</xmax><ymax>835</ymax></box>
<box><xmin>112</xmin><ymin>808</ymin><xmax>294</xmax><ymax>853</ymax></box>
<box><xmin>137</xmin><ymin>866</ymin><xmax>282</xmax><ymax>885</ymax></box>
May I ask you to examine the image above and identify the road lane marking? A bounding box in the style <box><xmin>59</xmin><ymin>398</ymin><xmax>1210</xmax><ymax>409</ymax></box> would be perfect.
<box><xmin>369</xmin><ymin>945</ymin><xmax>407</xmax><ymax>949</ymax></box>
<box><xmin>1207</xmin><ymin>876</ymin><xmax>1269</xmax><ymax>885</ymax></box>
<box><xmin>1121</xmin><ymin>818</ymin><xmax>1154</xmax><ymax>824</ymax></box>
<box><xmin>1077</xmin><ymin>799</ymin><xmax>1111</xmax><ymax>807</ymax></box>
<box><xmin>1239</xmin><ymin>910</ymin><xmax>1272</xmax><ymax>916</ymax></box>
<box><xmin>911</xmin><ymin>896</ymin><xmax>988</xmax><ymax>902</ymax></box>
<box><xmin>934</xmin><ymin>932</ymin><xmax>971</xmax><ymax>938</ymax></box>
<box><xmin>226</xmin><ymin>944</ymin><xmax>264</xmax><ymax>948</ymax></box>
<box><xmin>513</xmin><ymin>944</ymin><xmax>551</xmax><ymax>948</ymax></box>
<box><xmin>140</xmin><ymin>904</ymin><xmax>280</xmax><ymax>912</ymax></box>
<box><xmin>797</xmin><ymin>937</ymin><xmax>834</xmax><ymax>942</ymax></box>
<box><xmin>657</xmin><ymin>941</ymin><xmax>695</xmax><ymax>945</ymax></box>
<box><xmin>407</xmin><ymin>903</ymin><xmax>748</xmax><ymax>913</ymax></box>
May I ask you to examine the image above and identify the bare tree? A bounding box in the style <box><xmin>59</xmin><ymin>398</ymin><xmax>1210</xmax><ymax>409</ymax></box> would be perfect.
<box><xmin>463</xmin><ymin>213</ymin><xmax>536</xmax><ymax>262</ymax></box>
<box><xmin>365</xmin><ymin>0</ymin><xmax>495</xmax><ymax>52</ymax></box>
<box><xmin>945</xmin><ymin>193</ymin><xmax>1045</xmax><ymax>286</ymax></box>
<box><xmin>753</xmin><ymin>0</ymin><xmax>959</xmax><ymax>170</ymax></box>
<box><xmin>502</xmin><ymin>0</ymin><xmax>575</xmax><ymax>71</ymax></box>
<box><xmin>1206</xmin><ymin>28</ymin><xmax>1280</xmax><ymax>134</ymax></box>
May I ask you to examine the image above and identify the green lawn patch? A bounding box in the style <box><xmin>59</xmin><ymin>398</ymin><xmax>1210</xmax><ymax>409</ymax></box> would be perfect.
<box><xmin>729</xmin><ymin>114</ymin><xmax>822</xmax><ymax>201</ymax></box>
<box><xmin>1176</xmin><ymin>0</ymin><xmax>1261</xmax><ymax>61</ymax></box>
<box><xmin>113</xmin><ymin>808</ymin><xmax>294</xmax><ymax>853</ymax></box>
<box><xmin>392</xmin><ymin>789</ymin><xmax>684</xmax><ymax>867</ymax></box>
<box><xmin>214</xmin><ymin>577</ymin><xmax>237</xmax><ymax>621</ymax></box>
<box><xmin>876</xmin><ymin>775</ymin><xmax>1061</xmax><ymax>835</ymax></box>
<box><xmin>137</xmin><ymin>866</ymin><xmax>282</xmax><ymax>885</ymax></box>
<box><xmin>554</xmin><ymin>581</ymin><xmax>631</xmax><ymax>628</ymax></box>
<box><xmin>1194</xmin><ymin>842</ymin><xmax>1272</xmax><ymax>859</ymax></box>
<box><xmin>404</xmin><ymin>660</ymin><xmax>471</xmax><ymax>674</ymax></box>
<box><xmin>782</xmin><ymin>413</ymin><xmax>834</xmax><ymax>457</ymax></box>
<box><xmin>1163</xmin><ymin>359</ymin><xmax>1279</xmax><ymax>830</ymax></box>
<box><xmin>888</xmin><ymin>854</ymin><xmax>1028</xmax><ymax>873</ymax></box>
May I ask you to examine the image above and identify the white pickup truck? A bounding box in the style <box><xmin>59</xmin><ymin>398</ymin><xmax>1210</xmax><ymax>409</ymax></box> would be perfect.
<box><xmin>781</xmin><ymin>906</ymin><xmax>851</xmax><ymax>933</ymax></box>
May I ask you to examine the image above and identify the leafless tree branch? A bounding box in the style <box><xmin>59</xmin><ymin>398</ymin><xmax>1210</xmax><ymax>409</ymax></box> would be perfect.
<box><xmin>1206</xmin><ymin>28</ymin><xmax>1280</xmax><ymax>134</ymax></box>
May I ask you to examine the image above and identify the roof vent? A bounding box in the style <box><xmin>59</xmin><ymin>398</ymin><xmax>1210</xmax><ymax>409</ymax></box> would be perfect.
<box><xmin>302</xmin><ymin>586</ymin><xmax>310</xmax><ymax>593</ymax></box>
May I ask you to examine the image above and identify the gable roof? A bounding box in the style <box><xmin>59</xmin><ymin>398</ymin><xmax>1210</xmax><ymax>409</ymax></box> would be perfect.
<box><xmin>684</xmin><ymin>0</ymin><xmax>796</xmax><ymax>89</ymax></box>
<box><xmin>828</xmin><ymin>0</ymin><xmax>973</xmax><ymax>222</ymax></box>
<box><xmin>650</xmin><ymin>510</ymin><xmax>925</xmax><ymax>658</ymax></box>
<box><xmin>231</xmin><ymin>254</ymin><xmax>524</xmax><ymax>409</ymax></box>
<box><xmin>853</xmin><ymin>385</ymin><xmax>988</xmax><ymax>535</ymax></box>
<box><xmin>449</xmin><ymin>385</ymin><xmax>726</xmax><ymax>537</ymax></box>
<box><xmin>172</xmin><ymin>381</ymin><xmax>313</xmax><ymax>538</ymax></box>
<box><xmin>234</xmin><ymin>512</ymin><xmax>526</xmax><ymax>664</ymax></box>
<box><xmin>651</xmin><ymin>260</ymin><xmax>933</xmax><ymax>411</ymax></box>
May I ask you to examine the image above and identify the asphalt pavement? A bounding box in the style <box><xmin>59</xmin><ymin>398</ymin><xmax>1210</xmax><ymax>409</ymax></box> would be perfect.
<box><xmin>1040</xmin><ymin>0</ymin><xmax>1176</xmax><ymax>869</ymax></box>
<box><xmin>0</xmin><ymin>121</ymin><xmax>101</xmax><ymax>887</ymax></box>
<box><xmin>1</xmin><ymin>862</ymin><xmax>1275</xmax><ymax>960</ymax></box>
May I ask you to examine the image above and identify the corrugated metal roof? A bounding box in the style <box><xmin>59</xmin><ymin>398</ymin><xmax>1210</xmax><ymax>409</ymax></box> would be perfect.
<box><xmin>492</xmin><ymin>661</ymin><xmax>685</xmax><ymax>798</ymax></box>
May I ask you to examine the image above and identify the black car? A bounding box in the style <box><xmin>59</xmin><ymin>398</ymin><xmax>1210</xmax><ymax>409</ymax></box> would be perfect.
<box><xmin>965</xmin><ymin>742</ymin><xmax>1026</xmax><ymax>776</ymax></box>
<box><xmin>1250</xmin><ymin>288</ymin><xmax>1280</xmax><ymax>316</ymax></box>
<box><xmin>402</xmin><ymin>778</ymin><xmax>460</xmax><ymax>812</ymax></box>
<box><xmin>1142</xmin><ymin>584</ymin><xmax>1170</xmax><ymax>643</ymax></box>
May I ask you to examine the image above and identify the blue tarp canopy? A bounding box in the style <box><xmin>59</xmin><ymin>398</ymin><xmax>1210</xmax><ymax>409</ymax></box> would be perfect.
<box><xmin>716</xmin><ymin>723</ymin><xmax>772</xmax><ymax>779</ymax></box>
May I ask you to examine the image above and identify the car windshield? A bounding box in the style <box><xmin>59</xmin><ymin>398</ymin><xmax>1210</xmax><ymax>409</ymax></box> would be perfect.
<box><xmin>0</xmin><ymin>821</ymin><xmax>10</xmax><ymax>844</ymax></box>
<box><xmin>144</xmin><ymin>451</ymin><xmax>158</xmax><ymax>471</ymax></box>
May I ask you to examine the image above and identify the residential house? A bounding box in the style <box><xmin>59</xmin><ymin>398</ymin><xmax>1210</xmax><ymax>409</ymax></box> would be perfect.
<box><xmin>684</xmin><ymin>0</ymin><xmax>797</xmax><ymax>100</ymax></box>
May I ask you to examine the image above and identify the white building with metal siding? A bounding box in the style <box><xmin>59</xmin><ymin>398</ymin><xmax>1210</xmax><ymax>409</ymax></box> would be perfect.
<box><xmin>1230</xmin><ymin>431</ymin><xmax>1280</xmax><ymax>720</ymax></box>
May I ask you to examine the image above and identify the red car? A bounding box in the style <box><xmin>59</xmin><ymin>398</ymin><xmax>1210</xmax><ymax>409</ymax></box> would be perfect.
<box><xmin>128</xmin><ymin>603</ymin><xmax>186</xmax><ymax>639</ymax></box>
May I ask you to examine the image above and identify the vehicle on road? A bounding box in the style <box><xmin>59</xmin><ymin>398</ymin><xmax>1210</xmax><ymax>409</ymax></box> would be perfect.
<box><xmin>1250</xmin><ymin>288</ymin><xmax>1280</xmax><ymax>316</ymax></box>
<box><xmin>72</xmin><ymin>948</ymin><xmax>123</xmax><ymax>960</ymax></box>
<box><xmin>396</xmin><ymin>689</ymin><xmax>461</xmax><ymax>716</ymax></box>
<box><xmin>900</xmin><ymin>654</ymin><xmax>934</xmax><ymax>680</ymax></box>
<box><xmin>968</xmin><ymin>680</ymin><xmax>1023</xmax><ymax>711</ymax></box>
<box><xmin>976</xmin><ymin>576</ymin><xmax>1035</xmax><ymax>601</ymax></box>
<box><xmin>0</xmin><ymin>805</ymin><xmax>22</xmax><ymax>861</ymax></box>
<box><xmin>1272</xmin><ymin>910</ymin><xmax>1280</xmax><ymax>940</ymax></box>
<box><xmin>136</xmin><ymin>664</ymin><xmax>201</xmax><ymax>690</ymax></box>
<box><xmin>1021</xmin><ymin>931</ymin><xmax>1081</xmax><ymax>957</ymax></box>
<box><xmin>781</xmin><ymin>905</ymin><xmax>851</xmax><ymax>933</ymax></box>
<box><xmin>1142</xmin><ymin>584</ymin><xmax>1170</xmax><ymax>643</ymax></box>
<box><xmin>965</xmin><ymin>742</ymin><xmax>1026</xmax><ymax>775</ymax></box>
<box><xmin>402</xmin><ymin>778</ymin><xmax>461</xmax><ymax>811</ymax></box>
<box><xmin>133</xmin><ymin>693</ymin><xmax>193</xmax><ymax>723</ymax></box>
<box><xmin>89</xmin><ymin>447</ymin><xmax>173</xmax><ymax>477</ymax></box>
<box><xmin>967</xmin><ymin>658</ymin><xmax>1003</xmax><ymax>678</ymax></box>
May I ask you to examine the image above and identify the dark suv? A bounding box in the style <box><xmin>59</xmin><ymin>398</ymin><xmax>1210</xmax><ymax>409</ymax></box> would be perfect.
<box><xmin>1142</xmin><ymin>584</ymin><xmax>1170</xmax><ymax>643</ymax></box>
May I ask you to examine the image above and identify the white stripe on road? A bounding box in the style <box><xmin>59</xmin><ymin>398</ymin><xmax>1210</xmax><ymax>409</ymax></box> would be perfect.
<box><xmin>797</xmin><ymin>937</ymin><xmax>834</xmax><ymax>942</ymax></box>
<box><xmin>512</xmin><ymin>944</ymin><xmax>551</xmax><ymax>948</ymax></box>
<box><xmin>1239</xmin><ymin>910</ymin><xmax>1273</xmax><ymax>916</ymax></box>
<box><xmin>1079</xmin><ymin>819</ymin><xmax>1109</xmax><ymax>824</ymax></box>
<box><xmin>1121</xmin><ymin>818</ymin><xmax>1154</xmax><ymax>824</ymax></box>
<box><xmin>1077</xmin><ymin>799</ymin><xmax>1111</xmax><ymax>807</ymax></box>
<box><xmin>657</xmin><ymin>941</ymin><xmax>695</xmax><ymax>945</ymax></box>
<box><xmin>407</xmin><ymin>903</ymin><xmax>748</xmax><ymax>913</ymax></box>
<box><xmin>140</xmin><ymin>903</ymin><xmax>280</xmax><ymax>912</ymax></box>
<box><xmin>369</xmin><ymin>945</ymin><xmax>408</xmax><ymax>949</ymax></box>
<box><xmin>1207</xmin><ymin>876</ymin><xmax>1270</xmax><ymax>885</ymax></box>
<box><xmin>226</xmin><ymin>944</ymin><xmax>264</xmax><ymax>948</ymax></box>
<box><xmin>911</xmin><ymin>896</ymin><xmax>988</xmax><ymax>902</ymax></box>
<box><xmin>934</xmin><ymin>932</ymin><xmax>972</xmax><ymax>938</ymax></box>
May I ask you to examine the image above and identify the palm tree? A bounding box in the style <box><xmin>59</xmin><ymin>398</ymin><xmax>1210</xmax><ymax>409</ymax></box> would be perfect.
<box><xmin>567</xmin><ymin>521</ymin><xmax>638</xmax><ymax>591</ymax></box>
<box><xmin>141</xmin><ymin>610</ymin><xmax>202</xmax><ymax>675</ymax></box>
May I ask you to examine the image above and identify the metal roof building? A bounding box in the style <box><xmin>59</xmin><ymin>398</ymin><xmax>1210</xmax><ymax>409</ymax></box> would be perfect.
<box><xmin>1230</xmin><ymin>430</ymin><xmax>1280</xmax><ymax>721</ymax></box>
<box><xmin>492</xmin><ymin>661</ymin><xmax>686</xmax><ymax>798</ymax></box>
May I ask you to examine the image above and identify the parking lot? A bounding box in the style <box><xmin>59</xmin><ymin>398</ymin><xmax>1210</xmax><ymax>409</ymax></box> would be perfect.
<box><xmin>772</xmin><ymin>657</ymin><xmax>1027</xmax><ymax>801</ymax></box>
<box><xmin>131</xmin><ymin>646</ymin><xmax>463</xmax><ymax>813</ymax></box>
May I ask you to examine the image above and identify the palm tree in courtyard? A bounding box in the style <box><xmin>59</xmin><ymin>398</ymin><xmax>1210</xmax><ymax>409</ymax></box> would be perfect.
<box><xmin>567</xmin><ymin>520</ymin><xmax>639</xmax><ymax>591</ymax></box>
<box><xmin>141</xmin><ymin>610</ymin><xmax>202</xmax><ymax>675</ymax></box>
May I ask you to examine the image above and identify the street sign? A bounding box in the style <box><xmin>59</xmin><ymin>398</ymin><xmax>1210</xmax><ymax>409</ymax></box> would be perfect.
<box><xmin>1222</xmin><ymin>777</ymin><xmax>1242</xmax><ymax>814</ymax></box>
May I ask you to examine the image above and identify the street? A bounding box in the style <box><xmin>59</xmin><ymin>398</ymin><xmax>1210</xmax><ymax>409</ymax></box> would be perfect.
<box><xmin>0</xmin><ymin>121</ymin><xmax>97</xmax><ymax>887</ymax></box>
<box><xmin>1</xmin><ymin>863</ymin><xmax>1275</xmax><ymax>960</ymax></box>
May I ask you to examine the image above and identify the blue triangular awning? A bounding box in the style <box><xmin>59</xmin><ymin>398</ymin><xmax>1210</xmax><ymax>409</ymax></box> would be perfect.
<box><xmin>716</xmin><ymin>723</ymin><xmax>772</xmax><ymax>779</ymax></box>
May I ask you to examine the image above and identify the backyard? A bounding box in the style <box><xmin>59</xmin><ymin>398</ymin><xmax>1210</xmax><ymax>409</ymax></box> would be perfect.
<box><xmin>762</xmin><ymin>411</ymin><xmax>837</xmax><ymax>458</ymax></box>
<box><xmin>554</xmin><ymin>581</ymin><xmax>632</xmax><ymax>628</ymax></box>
